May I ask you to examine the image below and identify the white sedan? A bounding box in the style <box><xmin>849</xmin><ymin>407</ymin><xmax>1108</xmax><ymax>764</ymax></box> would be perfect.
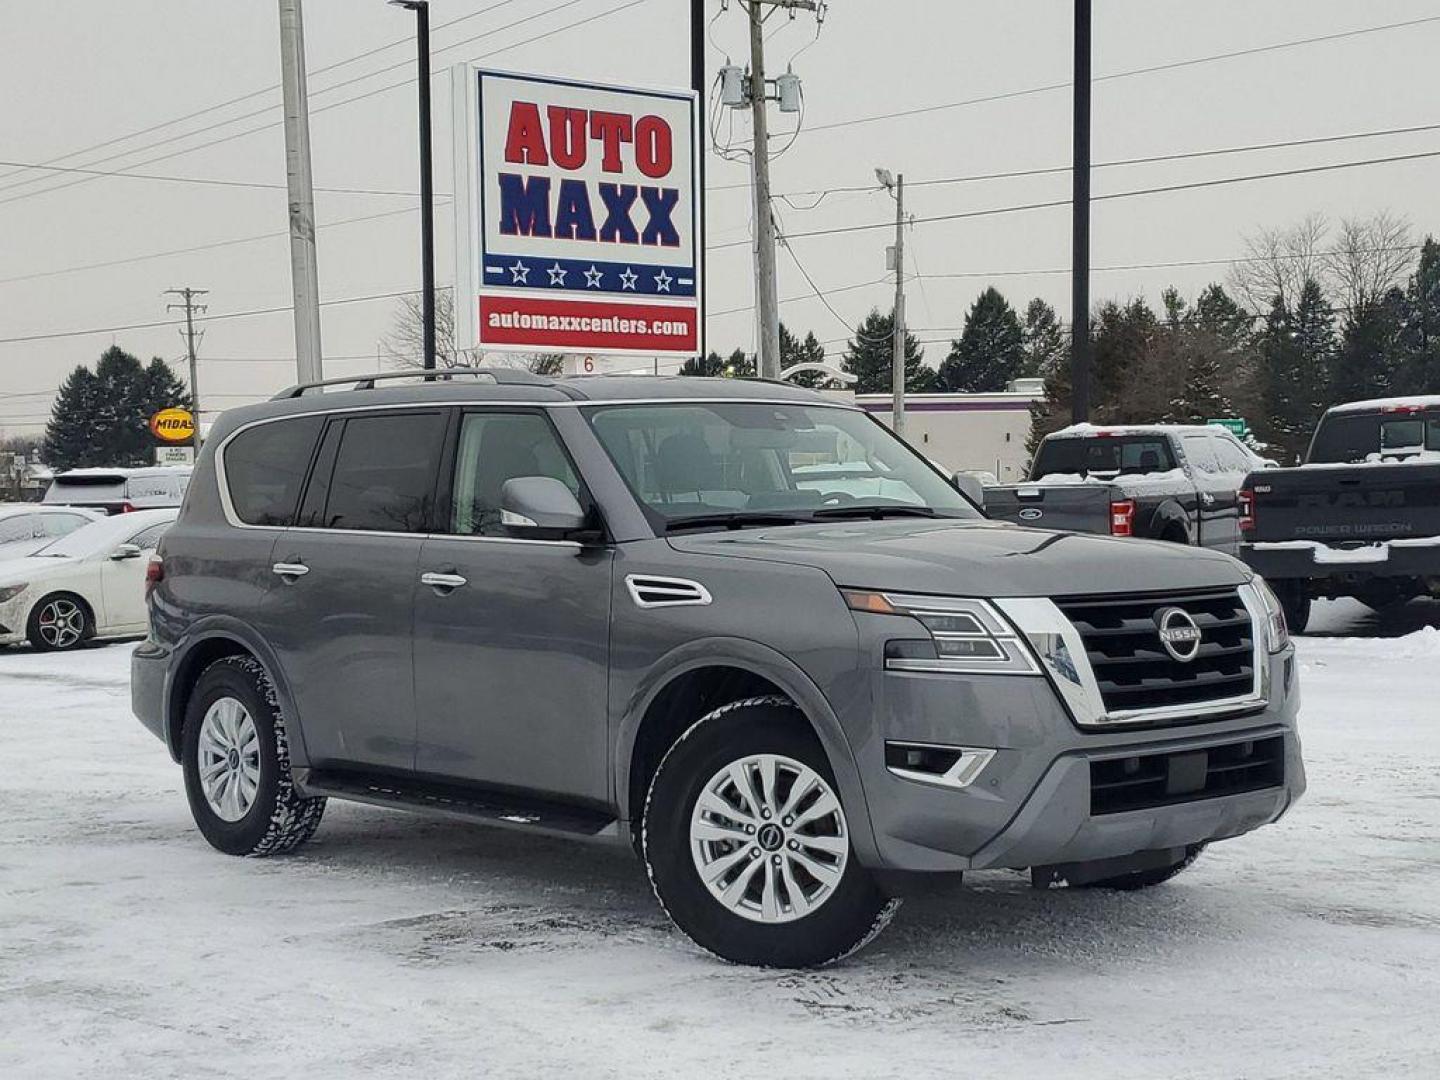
<box><xmin>0</xmin><ymin>508</ymin><xmax>177</xmax><ymax>652</ymax></box>
<box><xmin>0</xmin><ymin>504</ymin><xmax>102</xmax><ymax>560</ymax></box>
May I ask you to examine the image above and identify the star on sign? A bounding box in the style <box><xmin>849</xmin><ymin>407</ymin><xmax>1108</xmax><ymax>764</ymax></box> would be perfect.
<box><xmin>547</xmin><ymin>262</ymin><xmax>568</xmax><ymax>286</ymax></box>
<box><xmin>583</xmin><ymin>265</ymin><xmax>604</xmax><ymax>289</ymax></box>
<box><xmin>619</xmin><ymin>267</ymin><xmax>639</xmax><ymax>291</ymax></box>
<box><xmin>654</xmin><ymin>270</ymin><xmax>673</xmax><ymax>293</ymax></box>
<box><xmin>509</xmin><ymin>260</ymin><xmax>530</xmax><ymax>284</ymax></box>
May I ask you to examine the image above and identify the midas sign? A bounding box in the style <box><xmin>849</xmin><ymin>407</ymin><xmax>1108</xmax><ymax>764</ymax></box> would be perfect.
<box><xmin>150</xmin><ymin>407</ymin><xmax>195</xmax><ymax>443</ymax></box>
<box><xmin>465</xmin><ymin>69</ymin><xmax>700</xmax><ymax>358</ymax></box>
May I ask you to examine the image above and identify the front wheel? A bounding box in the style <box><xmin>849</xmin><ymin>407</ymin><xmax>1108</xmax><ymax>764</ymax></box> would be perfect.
<box><xmin>643</xmin><ymin>697</ymin><xmax>898</xmax><ymax>968</ymax></box>
<box><xmin>1271</xmin><ymin>580</ymin><xmax>1311</xmax><ymax>635</ymax></box>
<box><xmin>27</xmin><ymin>592</ymin><xmax>92</xmax><ymax>652</ymax></box>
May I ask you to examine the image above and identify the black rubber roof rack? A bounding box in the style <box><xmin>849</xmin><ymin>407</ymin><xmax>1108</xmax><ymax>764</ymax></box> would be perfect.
<box><xmin>272</xmin><ymin>367</ymin><xmax>554</xmax><ymax>400</ymax></box>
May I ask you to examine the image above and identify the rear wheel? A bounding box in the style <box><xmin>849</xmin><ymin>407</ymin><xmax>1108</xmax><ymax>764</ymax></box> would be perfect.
<box><xmin>182</xmin><ymin>655</ymin><xmax>325</xmax><ymax>857</ymax></box>
<box><xmin>27</xmin><ymin>593</ymin><xmax>92</xmax><ymax>652</ymax></box>
<box><xmin>1272</xmin><ymin>579</ymin><xmax>1311</xmax><ymax>635</ymax></box>
<box><xmin>643</xmin><ymin>697</ymin><xmax>898</xmax><ymax>968</ymax></box>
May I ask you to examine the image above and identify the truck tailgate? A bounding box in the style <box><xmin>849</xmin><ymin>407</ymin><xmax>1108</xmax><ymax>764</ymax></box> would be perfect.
<box><xmin>1248</xmin><ymin>463</ymin><xmax>1440</xmax><ymax>543</ymax></box>
<box><xmin>984</xmin><ymin>483</ymin><xmax>1116</xmax><ymax>534</ymax></box>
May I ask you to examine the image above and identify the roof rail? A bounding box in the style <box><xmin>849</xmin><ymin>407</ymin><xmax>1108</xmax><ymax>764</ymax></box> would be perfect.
<box><xmin>271</xmin><ymin>367</ymin><xmax>554</xmax><ymax>400</ymax></box>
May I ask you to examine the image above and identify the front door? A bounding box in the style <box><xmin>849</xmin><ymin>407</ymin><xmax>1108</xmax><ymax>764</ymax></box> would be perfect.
<box><xmin>262</xmin><ymin>408</ymin><xmax>450</xmax><ymax>774</ymax></box>
<box><xmin>98</xmin><ymin>519</ymin><xmax>169</xmax><ymax>632</ymax></box>
<box><xmin>1180</xmin><ymin>432</ymin><xmax>1238</xmax><ymax>552</ymax></box>
<box><xmin>413</xmin><ymin>409</ymin><xmax>613</xmax><ymax>804</ymax></box>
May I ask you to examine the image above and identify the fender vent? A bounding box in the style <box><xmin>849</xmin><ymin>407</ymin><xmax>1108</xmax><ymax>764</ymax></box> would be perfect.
<box><xmin>625</xmin><ymin>575</ymin><xmax>712</xmax><ymax>609</ymax></box>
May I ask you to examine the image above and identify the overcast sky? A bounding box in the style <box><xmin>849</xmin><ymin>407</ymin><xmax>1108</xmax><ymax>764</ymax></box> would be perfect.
<box><xmin>3</xmin><ymin>0</ymin><xmax>1439</xmax><ymax>433</ymax></box>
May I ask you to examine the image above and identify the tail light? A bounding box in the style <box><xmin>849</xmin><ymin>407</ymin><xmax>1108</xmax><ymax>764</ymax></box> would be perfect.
<box><xmin>119</xmin><ymin>501</ymin><xmax>137</xmax><ymax>513</ymax></box>
<box><xmin>144</xmin><ymin>556</ymin><xmax>164</xmax><ymax>601</ymax></box>
<box><xmin>1238</xmin><ymin>488</ymin><xmax>1255</xmax><ymax>534</ymax></box>
<box><xmin>1109</xmin><ymin>499</ymin><xmax>1136</xmax><ymax>537</ymax></box>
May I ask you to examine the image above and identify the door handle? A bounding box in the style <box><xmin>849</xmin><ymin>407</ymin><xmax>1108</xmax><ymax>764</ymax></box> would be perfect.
<box><xmin>421</xmin><ymin>571</ymin><xmax>468</xmax><ymax>591</ymax></box>
<box><xmin>272</xmin><ymin>561</ymin><xmax>309</xmax><ymax>580</ymax></box>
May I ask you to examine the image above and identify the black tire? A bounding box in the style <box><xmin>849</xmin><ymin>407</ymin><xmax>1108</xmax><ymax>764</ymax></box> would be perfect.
<box><xmin>1272</xmin><ymin>579</ymin><xmax>1311</xmax><ymax>635</ymax></box>
<box><xmin>26</xmin><ymin>592</ymin><xmax>93</xmax><ymax>652</ymax></box>
<box><xmin>181</xmin><ymin>655</ymin><xmax>325</xmax><ymax>857</ymax></box>
<box><xmin>1082</xmin><ymin>843</ymin><xmax>1206</xmax><ymax>891</ymax></box>
<box><xmin>643</xmin><ymin>696</ymin><xmax>898</xmax><ymax>968</ymax></box>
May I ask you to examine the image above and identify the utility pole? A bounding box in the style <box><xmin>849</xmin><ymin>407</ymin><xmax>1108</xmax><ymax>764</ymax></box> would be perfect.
<box><xmin>391</xmin><ymin>0</ymin><xmax>436</xmax><ymax>370</ymax></box>
<box><xmin>165</xmin><ymin>287</ymin><xmax>209</xmax><ymax>449</ymax></box>
<box><xmin>691</xmin><ymin>0</ymin><xmax>707</xmax><ymax>367</ymax></box>
<box><xmin>1071</xmin><ymin>0</ymin><xmax>1092</xmax><ymax>424</ymax></box>
<box><xmin>882</xmin><ymin>173</ymin><xmax>907</xmax><ymax>438</ymax></box>
<box><xmin>278</xmin><ymin>0</ymin><xmax>324</xmax><ymax>384</ymax></box>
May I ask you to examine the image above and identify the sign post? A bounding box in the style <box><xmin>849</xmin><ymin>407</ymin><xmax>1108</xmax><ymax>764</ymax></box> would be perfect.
<box><xmin>453</xmin><ymin>68</ymin><xmax>702</xmax><ymax>362</ymax></box>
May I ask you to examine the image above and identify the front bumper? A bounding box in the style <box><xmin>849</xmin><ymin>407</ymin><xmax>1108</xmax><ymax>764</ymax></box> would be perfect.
<box><xmin>1242</xmin><ymin>539</ymin><xmax>1440</xmax><ymax>582</ymax></box>
<box><xmin>0</xmin><ymin>589</ymin><xmax>34</xmax><ymax>645</ymax></box>
<box><xmin>849</xmin><ymin>647</ymin><xmax>1303</xmax><ymax>874</ymax></box>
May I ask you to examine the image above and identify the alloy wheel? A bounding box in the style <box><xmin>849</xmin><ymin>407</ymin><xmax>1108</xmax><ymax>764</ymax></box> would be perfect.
<box><xmin>37</xmin><ymin>599</ymin><xmax>84</xmax><ymax>649</ymax></box>
<box><xmin>689</xmin><ymin>753</ymin><xmax>849</xmax><ymax>924</ymax></box>
<box><xmin>198</xmin><ymin>697</ymin><xmax>262</xmax><ymax>822</ymax></box>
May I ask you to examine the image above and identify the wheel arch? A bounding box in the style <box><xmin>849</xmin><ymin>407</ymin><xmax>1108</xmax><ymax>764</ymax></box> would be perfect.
<box><xmin>1148</xmin><ymin>499</ymin><xmax>1193</xmax><ymax>544</ymax></box>
<box><xmin>615</xmin><ymin>637</ymin><xmax>879</xmax><ymax>865</ymax></box>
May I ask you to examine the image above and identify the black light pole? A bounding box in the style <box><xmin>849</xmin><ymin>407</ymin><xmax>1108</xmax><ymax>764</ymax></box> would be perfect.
<box><xmin>391</xmin><ymin>0</ymin><xmax>436</xmax><ymax>371</ymax></box>
<box><xmin>1071</xmin><ymin>0</ymin><xmax>1091</xmax><ymax>423</ymax></box>
<box><xmin>691</xmin><ymin>0</ymin><xmax>707</xmax><ymax>364</ymax></box>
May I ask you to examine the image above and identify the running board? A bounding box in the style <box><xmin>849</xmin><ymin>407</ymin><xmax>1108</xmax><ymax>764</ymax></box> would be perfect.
<box><xmin>298</xmin><ymin>768</ymin><xmax>623</xmax><ymax>843</ymax></box>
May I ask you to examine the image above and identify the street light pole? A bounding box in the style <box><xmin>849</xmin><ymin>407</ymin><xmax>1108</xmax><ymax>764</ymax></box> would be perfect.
<box><xmin>1071</xmin><ymin>0</ymin><xmax>1092</xmax><ymax>423</ymax></box>
<box><xmin>391</xmin><ymin>0</ymin><xmax>436</xmax><ymax>371</ymax></box>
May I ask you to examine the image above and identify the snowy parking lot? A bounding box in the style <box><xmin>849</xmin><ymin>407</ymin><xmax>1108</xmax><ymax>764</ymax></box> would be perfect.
<box><xmin>3</xmin><ymin>600</ymin><xmax>1439</xmax><ymax>1079</ymax></box>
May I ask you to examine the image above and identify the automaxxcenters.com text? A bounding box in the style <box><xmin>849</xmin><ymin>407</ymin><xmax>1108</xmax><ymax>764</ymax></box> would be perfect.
<box><xmin>486</xmin><ymin>309</ymin><xmax>689</xmax><ymax>337</ymax></box>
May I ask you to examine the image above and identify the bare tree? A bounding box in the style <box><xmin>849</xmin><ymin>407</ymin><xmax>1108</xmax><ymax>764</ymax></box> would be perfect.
<box><xmin>1229</xmin><ymin>213</ymin><xmax>1328</xmax><ymax>313</ymax></box>
<box><xmin>381</xmin><ymin>288</ymin><xmax>564</xmax><ymax>375</ymax></box>
<box><xmin>1322</xmin><ymin>210</ymin><xmax>1415</xmax><ymax>314</ymax></box>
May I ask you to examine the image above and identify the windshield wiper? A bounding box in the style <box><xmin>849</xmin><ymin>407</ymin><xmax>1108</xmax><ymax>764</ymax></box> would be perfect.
<box><xmin>810</xmin><ymin>505</ymin><xmax>940</xmax><ymax>521</ymax></box>
<box><xmin>665</xmin><ymin>511</ymin><xmax>811</xmax><ymax>533</ymax></box>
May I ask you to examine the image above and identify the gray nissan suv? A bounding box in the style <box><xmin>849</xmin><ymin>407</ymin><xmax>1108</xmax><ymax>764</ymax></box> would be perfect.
<box><xmin>132</xmin><ymin>370</ymin><xmax>1304</xmax><ymax>967</ymax></box>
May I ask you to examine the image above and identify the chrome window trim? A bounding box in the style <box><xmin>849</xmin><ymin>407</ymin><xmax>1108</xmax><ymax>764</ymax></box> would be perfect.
<box><xmin>993</xmin><ymin>584</ymin><xmax>1269</xmax><ymax>728</ymax></box>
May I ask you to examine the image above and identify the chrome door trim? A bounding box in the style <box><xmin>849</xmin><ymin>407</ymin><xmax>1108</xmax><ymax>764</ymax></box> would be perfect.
<box><xmin>420</xmin><ymin>572</ymin><xmax>468</xmax><ymax>590</ymax></box>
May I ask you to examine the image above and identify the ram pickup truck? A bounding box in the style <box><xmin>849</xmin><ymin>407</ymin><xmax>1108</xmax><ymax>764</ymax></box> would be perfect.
<box><xmin>985</xmin><ymin>425</ymin><xmax>1270</xmax><ymax>554</ymax></box>
<box><xmin>1240</xmin><ymin>396</ymin><xmax>1440</xmax><ymax>632</ymax></box>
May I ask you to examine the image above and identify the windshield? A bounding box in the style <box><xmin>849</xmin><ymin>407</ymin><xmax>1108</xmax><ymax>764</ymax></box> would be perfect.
<box><xmin>1031</xmin><ymin>435</ymin><xmax>1177</xmax><ymax>479</ymax></box>
<box><xmin>1308</xmin><ymin>410</ymin><xmax>1440</xmax><ymax>463</ymax></box>
<box><xmin>584</xmin><ymin>401</ymin><xmax>979</xmax><ymax>528</ymax></box>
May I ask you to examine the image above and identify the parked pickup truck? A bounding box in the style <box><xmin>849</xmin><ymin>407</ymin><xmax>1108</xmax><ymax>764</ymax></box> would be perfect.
<box><xmin>1240</xmin><ymin>396</ymin><xmax>1440</xmax><ymax>632</ymax></box>
<box><xmin>985</xmin><ymin>425</ymin><xmax>1270</xmax><ymax>555</ymax></box>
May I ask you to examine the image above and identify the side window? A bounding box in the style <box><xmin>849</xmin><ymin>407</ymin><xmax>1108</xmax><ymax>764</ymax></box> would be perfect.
<box><xmin>224</xmin><ymin>416</ymin><xmax>324</xmax><ymax>526</ymax></box>
<box><xmin>321</xmin><ymin>412</ymin><xmax>448</xmax><ymax>533</ymax></box>
<box><xmin>1182</xmin><ymin>435</ymin><xmax>1220</xmax><ymax>475</ymax></box>
<box><xmin>296</xmin><ymin>420</ymin><xmax>344</xmax><ymax>529</ymax></box>
<box><xmin>448</xmin><ymin>411</ymin><xmax>580</xmax><ymax>536</ymax></box>
<box><xmin>1214</xmin><ymin>436</ymin><xmax>1253</xmax><ymax>474</ymax></box>
<box><xmin>41</xmin><ymin>513</ymin><xmax>90</xmax><ymax>537</ymax></box>
<box><xmin>128</xmin><ymin>523</ymin><xmax>170</xmax><ymax>551</ymax></box>
<box><xmin>0</xmin><ymin>515</ymin><xmax>34</xmax><ymax>543</ymax></box>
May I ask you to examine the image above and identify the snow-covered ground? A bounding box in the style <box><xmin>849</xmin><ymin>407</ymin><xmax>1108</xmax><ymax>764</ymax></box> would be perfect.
<box><xmin>3</xmin><ymin>603</ymin><xmax>1439</xmax><ymax>1079</ymax></box>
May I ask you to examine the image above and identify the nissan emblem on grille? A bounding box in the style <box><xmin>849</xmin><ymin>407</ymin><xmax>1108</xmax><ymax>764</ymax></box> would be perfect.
<box><xmin>1156</xmin><ymin>606</ymin><xmax>1203</xmax><ymax>662</ymax></box>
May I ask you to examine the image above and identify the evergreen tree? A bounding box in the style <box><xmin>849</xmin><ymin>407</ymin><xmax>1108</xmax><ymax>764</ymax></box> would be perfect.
<box><xmin>779</xmin><ymin>323</ymin><xmax>827</xmax><ymax>387</ymax></box>
<box><xmin>938</xmin><ymin>287</ymin><xmax>1025</xmax><ymax>391</ymax></box>
<box><xmin>841</xmin><ymin>309</ymin><xmax>935</xmax><ymax>393</ymax></box>
<box><xmin>680</xmin><ymin>349</ymin><xmax>755</xmax><ymax>378</ymax></box>
<box><xmin>1396</xmin><ymin>236</ymin><xmax>1440</xmax><ymax>394</ymax></box>
<box><xmin>1020</xmin><ymin>298</ymin><xmax>1066</xmax><ymax>378</ymax></box>
<box><xmin>1332</xmin><ymin>289</ymin><xmax>1406</xmax><ymax>403</ymax></box>
<box><xmin>1257</xmin><ymin>279</ymin><xmax>1335</xmax><ymax>461</ymax></box>
<box><xmin>41</xmin><ymin>347</ymin><xmax>191</xmax><ymax>470</ymax></box>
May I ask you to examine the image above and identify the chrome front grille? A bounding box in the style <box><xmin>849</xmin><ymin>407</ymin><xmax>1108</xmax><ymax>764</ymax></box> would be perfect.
<box><xmin>1054</xmin><ymin>588</ymin><xmax>1256</xmax><ymax>714</ymax></box>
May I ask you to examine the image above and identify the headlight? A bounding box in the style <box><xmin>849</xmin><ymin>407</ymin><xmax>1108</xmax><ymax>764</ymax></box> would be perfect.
<box><xmin>843</xmin><ymin>590</ymin><xmax>1039</xmax><ymax>675</ymax></box>
<box><xmin>0</xmin><ymin>583</ymin><xmax>27</xmax><ymax>604</ymax></box>
<box><xmin>1251</xmin><ymin>577</ymin><xmax>1290</xmax><ymax>654</ymax></box>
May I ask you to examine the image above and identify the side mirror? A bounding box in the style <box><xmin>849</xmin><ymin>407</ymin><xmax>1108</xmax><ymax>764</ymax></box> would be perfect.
<box><xmin>950</xmin><ymin>471</ymin><xmax>985</xmax><ymax>506</ymax></box>
<box><xmin>500</xmin><ymin>476</ymin><xmax>587</xmax><ymax>534</ymax></box>
<box><xmin>110</xmin><ymin>543</ymin><xmax>143</xmax><ymax>561</ymax></box>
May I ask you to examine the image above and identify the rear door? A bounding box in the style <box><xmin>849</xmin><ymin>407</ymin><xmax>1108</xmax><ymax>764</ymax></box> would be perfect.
<box><xmin>262</xmin><ymin>409</ymin><xmax>449</xmax><ymax>774</ymax></box>
<box><xmin>412</xmin><ymin>408</ymin><xmax>613</xmax><ymax>802</ymax></box>
<box><xmin>1179</xmin><ymin>433</ymin><xmax>1236</xmax><ymax>552</ymax></box>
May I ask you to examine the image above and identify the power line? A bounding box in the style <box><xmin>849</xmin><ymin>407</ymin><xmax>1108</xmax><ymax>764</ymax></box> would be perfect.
<box><xmin>0</xmin><ymin>158</ymin><xmax>445</xmax><ymax>198</ymax></box>
<box><xmin>802</xmin><ymin>14</ymin><xmax>1440</xmax><ymax>138</ymax></box>
<box><xmin>0</xmin><ymin>0</ymin><xmax>641</xmax><ymax>208</ymax></box>
<box><xmin>777</xmin><ymin>230</ymin><xmax>857</xmax><ymax>335</ymax></box>
<box><xmin>712</xmin><ymin>149</ymin><xmax>1440</xmax><ymax>250</ymax></box>
<box><xmin>0</xmin><ymin>286</ymin><xmax>433</xmax><ymax>345</ymax></box>
<box><xmin>0</xmin><ymin>0</ymin><xmax>530</xmax><ymax>193</ymax></box>
<box><xmin>709</xmin><ymin>276</ymin><xmax>889</xmax><ymax>318</ymax></box>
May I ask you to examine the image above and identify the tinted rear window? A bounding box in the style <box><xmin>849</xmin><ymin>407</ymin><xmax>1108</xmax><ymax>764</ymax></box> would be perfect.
<box><xmin>225</xmin><ymin>416</ymin><xmax>324</xmax><ymax>526</ymax></box>
<box><xmin>1032</xmin><ymin>436</ymin><xmax>1176</xmax><ymax>479</ymax></box>
<box><xmin>1308</xmin><ymin>410</ymin><xmax>1440</xmax><ymax>463</ymax></box>
<box><xmin>318</xmin><ymin>412</ymin><xmax>447</xmax><ymax>533</ymax></box>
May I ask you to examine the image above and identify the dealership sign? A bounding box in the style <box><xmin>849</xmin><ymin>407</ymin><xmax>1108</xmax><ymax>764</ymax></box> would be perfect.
<box><xmin>149</xmin><ymin>407</ymin><xmax>195</xmax><ymax>443</ymax></box>
<box><xmin>453</xmin><ymin>68</ymin><xmax>701</xmax><ymax>358</ymax></box>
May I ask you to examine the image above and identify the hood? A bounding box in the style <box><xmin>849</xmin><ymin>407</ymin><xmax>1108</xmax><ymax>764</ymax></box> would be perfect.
<box><xmin>667</xmin><ymin>518</ymin><xmax>1250</xmax><ymax>598</ymax></box>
